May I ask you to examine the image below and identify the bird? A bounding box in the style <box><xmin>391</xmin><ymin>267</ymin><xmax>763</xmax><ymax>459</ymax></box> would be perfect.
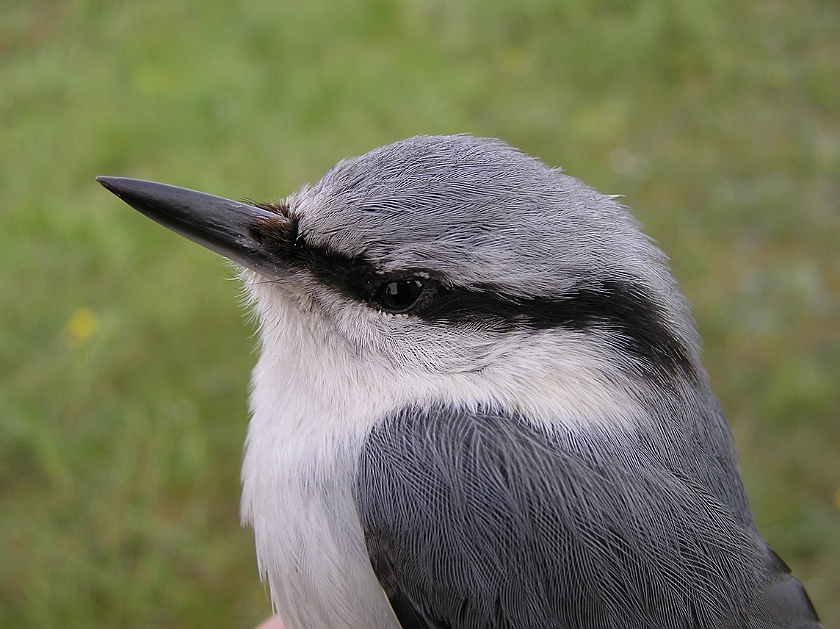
<box><xmin>97</xmin><ymin>135</ymin><xmax>821</xmax><ymax>629</ymax></box>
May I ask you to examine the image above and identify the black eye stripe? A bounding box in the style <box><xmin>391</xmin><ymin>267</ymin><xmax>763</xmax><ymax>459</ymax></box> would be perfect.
<box><xmin>413</xmin><ymin>281</ymin><xmax>695</xmax><ymax>380</ymax></box>
<box><xmin>250</xmin><ymin>226</ymin><xmax>693</xmax><ymax>381</ymax></box>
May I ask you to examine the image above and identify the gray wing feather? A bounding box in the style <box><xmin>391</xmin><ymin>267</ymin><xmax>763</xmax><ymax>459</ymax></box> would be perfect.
<box><xmin>353</xmin><ymin>405</ymin><xmax>820</xmax><ymax>629</ymax></box>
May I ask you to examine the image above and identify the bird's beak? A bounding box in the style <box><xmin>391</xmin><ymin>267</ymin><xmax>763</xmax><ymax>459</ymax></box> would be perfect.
<box><xmin>96</xmin><ymin>177</ymin><xmax>290</xmax><ymax>274</ymax></box>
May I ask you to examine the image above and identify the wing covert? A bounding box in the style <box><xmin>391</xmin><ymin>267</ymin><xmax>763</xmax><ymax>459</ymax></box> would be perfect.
<box><xmin>353</xmin><ymin>405</ymin><xmax>820</xmax><ymax>629</ymax></box>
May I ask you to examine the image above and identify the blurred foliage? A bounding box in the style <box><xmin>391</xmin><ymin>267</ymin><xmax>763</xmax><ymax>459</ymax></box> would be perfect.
<box><xmin>0</xmin><ymin>0</ymin><xmax>838</xmax><ymax>627</ymax></box>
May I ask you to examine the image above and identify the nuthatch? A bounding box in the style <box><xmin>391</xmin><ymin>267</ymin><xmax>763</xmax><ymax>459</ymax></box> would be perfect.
<box><xmin>98</xmin><ymin>135</ymin><xmax>821</xmax><ymax>628</ymax></box>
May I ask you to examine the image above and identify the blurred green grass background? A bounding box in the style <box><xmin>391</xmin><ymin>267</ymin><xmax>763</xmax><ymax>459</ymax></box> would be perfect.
<box><xmin>1</xmin><ymin>0</ymin><xmax>838</xmax><ymax>627</ymax></box>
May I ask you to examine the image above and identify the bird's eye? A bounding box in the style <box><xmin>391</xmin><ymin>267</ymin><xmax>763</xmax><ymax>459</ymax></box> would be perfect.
<box><xmin>375</xmin><ymin>279</ymin><xmax>425</xmax><ymax>313</ymax></box>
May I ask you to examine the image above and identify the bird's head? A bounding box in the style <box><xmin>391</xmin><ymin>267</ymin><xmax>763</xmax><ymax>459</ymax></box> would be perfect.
<box><xmin>99</xmin><ymin>135</ymin><xmax>702</xmax><ymax>428</ymax></box>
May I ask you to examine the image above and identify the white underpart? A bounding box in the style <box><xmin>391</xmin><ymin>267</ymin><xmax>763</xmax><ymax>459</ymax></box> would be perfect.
<box><xmin>239</xmin><ymin>272</ymin><xmax>647</xmax><ymax>629</ymax></box>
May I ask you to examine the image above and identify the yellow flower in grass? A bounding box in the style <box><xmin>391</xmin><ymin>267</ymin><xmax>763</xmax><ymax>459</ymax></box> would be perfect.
<box><xmin>65</xmin><ymin>308</ymin><xmax>98</xmax><ymax>347</ymax></box>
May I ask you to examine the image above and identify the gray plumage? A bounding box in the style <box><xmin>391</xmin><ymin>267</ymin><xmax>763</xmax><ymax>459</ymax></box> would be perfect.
<box><xmin>97</xmin><ymin>134</ymin><xmax>821</xmax><ymax>629</ymax></box>
<box><xmin>357</xmin><ymin>407</ymin><xmax>815</xmax><ymax>628</ymax></box>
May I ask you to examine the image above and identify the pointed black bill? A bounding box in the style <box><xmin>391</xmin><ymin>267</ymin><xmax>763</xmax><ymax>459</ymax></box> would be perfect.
<box><xmin>96</xmin><ymin>176</ymin><xmax>289</xmax><ymax>274</ymax></box>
